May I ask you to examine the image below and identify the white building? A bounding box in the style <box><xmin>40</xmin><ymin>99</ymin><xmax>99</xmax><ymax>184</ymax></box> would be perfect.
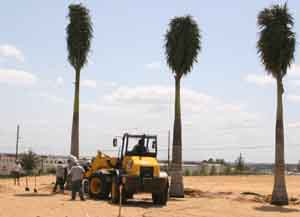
<box><xmin>39</xmin><ymin>155</ymin><xmax>69</xmax><ymax>172</ymax></box>
<box><xmin>0</xmin><ymin>153</ymin><xmax>71</xmax><ymax>175</ymax></box>
<box><xmin>0</xmin><ymin>153</ymin><xmax>16</xmax><ymax>175</ymax></box>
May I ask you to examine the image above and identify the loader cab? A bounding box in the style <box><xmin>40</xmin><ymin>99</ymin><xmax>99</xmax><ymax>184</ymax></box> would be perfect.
<box><xmin>114</xmin><ymin>133</ymin><xmax>158</xmax><ymax>159</ymax></box>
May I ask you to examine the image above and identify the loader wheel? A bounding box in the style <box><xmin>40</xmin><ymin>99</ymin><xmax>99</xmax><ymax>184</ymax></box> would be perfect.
<box><xmin>89</xmin><ymin>173</ymin><xmax>110</xmax><ymax>199</ymax></box>
<box><xmin>82</xmin><ymin>178</ymin><xmax>89</xmax><ymax>195</ymax></box>
<box><xmin>111</xmin><ymin>177</ymin><xmax>127</xmax><ymax>204</ymax></box>
<box><xmin>152</xmin><ymin>183</ymin><xmax>169</xmax><ymax>205</ymax></box>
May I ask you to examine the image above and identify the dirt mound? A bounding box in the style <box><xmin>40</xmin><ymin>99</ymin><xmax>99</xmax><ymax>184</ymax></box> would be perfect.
<box><xmin>184</xmin><ymin>188</ymin><xmax>233</xmax><ymax>199</ymax></box>
<box><xmin>184</xmin><ymin>188</ymin><xmax>205</xmax><ymax>197</ymax></box>
<box><xmin>234</xmin><ymin>195</ymin><xmax>266</xmax><ymax>204</ymax></box>
<box><xmin>236</xmin><ymin>192</ymin><xmax>300</xmax><ymax>205</ymax></box>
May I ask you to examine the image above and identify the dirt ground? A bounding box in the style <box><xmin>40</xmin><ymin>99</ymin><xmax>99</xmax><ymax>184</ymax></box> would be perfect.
<box><xmin>1</xmin><ymin>175</ymin><xmax>300</xmax><ymax>217</ymax></box>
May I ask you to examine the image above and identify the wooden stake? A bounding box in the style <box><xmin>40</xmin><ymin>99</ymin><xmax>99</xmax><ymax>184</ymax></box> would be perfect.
<box><xmin>118</xmin><ymin>184</ymin><xmax>123</xmax><ymax>217</ymax></box>
<box><xmin>34</xmin><ymin>175</ymin><xmax>37</xmax><ymax>193</ymax></box>
<box><xmin>25</xmin><ymin>176</ymin><xmax>30</xmax><ymax>191</ymax></box>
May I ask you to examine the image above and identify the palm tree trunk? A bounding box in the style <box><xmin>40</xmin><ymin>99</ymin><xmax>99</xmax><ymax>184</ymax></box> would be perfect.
<box><xmin>271</xmin><ymin>77</ymin><xmax>288</xmax><ymax>205</ymax></box>
<box><xmin>70</xmin><ymin>68</ymin><xmax>80</xmax><ymax>158</ymax></box>
<box><xmin>170</xmin><ymin>75</ymin><xmax>184</xmax><ymax>197</ymax></box>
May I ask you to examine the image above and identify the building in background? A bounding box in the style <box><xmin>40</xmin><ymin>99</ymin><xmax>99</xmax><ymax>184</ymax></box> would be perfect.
<box><xmin>39</xmin><ymin>155</ymin><xmax>69</xmax><ymax>173</ymax></box>
<box><xmin>0</xmin><ymin>153</ymin><xmax>16</xmax><ymax>175</ymax></box>
<box><xmin>0</xmin><ymin>152</ymin><xmax>91</xmax><ymax>175</ymax></box>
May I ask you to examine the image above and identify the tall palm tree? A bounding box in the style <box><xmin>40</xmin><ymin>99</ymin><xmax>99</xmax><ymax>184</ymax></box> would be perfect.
<box><xmin>66</xmin><ymin>4</ymin><xmax>93</xmax><ymax>158</ymax></box>
<box><xmin>257</xmin><ymin>3</ymin><xmax>295</xmax><ymax>205</ymax></box>
<box><xmin>165</xmin><ymin>15</ymin><xmax>201</xmax><ymax>197</ymax></box>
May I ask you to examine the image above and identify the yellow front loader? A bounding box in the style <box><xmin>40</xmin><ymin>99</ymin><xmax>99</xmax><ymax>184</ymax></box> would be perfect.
<box><xmin>83</xmin><ymin>133</ymin><xmax>169</xmax><ymax>205</ymax></box>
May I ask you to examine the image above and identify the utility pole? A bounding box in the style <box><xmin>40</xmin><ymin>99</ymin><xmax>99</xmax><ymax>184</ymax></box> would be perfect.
<box><xmin>15</xmin><ymin>125</ymin><xmax>20</xmax><ymax>161</ymax></box>
<box><xmin>167</xmin><ymin>129</ymin><xmax>170</xmax><ymax>173</ymax></box>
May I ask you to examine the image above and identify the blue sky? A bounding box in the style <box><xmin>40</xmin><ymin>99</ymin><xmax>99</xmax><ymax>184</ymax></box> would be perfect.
<box><xmin>0</xmin><ymin>0</ymin><xmax>299</xmax><ymax>163</ymax></box>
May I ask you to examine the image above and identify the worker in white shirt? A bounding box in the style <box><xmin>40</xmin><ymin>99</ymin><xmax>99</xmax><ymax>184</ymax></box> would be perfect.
<box><xmin>68</xmin><ymin>161</ymin><xmax>85</xmax><ymax>200</ymax></box>
<box><xmin>53</xmin><ymin>161</ymin><xmax>65</xmax><ymax>193</ymax></box>
<box><xmin>12</xmin><ymin>161</ymin><xmax>22</xmax><ymax>186</ymax></box>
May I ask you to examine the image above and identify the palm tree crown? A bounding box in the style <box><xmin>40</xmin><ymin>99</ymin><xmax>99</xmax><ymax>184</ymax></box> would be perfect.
<box><xmin>257</xmin><ymin>3</ymin><xmax>295</xmax><ymax>78</ymax></box>
<box><xmin>165</xmin><ymin>15</ymin><xmax>201</xmax><ymax>77</ymax></box>
<box><xmin>67</xmin><ymin>4</ymin><xmax>93</xmax><ymax>71</ymax></box>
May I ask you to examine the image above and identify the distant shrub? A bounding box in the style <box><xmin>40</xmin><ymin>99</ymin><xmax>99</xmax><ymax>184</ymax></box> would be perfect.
<box><xmin>184</xmin><ymin>169</ymin><xmax>192</xmax><ymax>176</ymax></box>
<box><xmin>46</xmin><ymin>167</ymin><xmax>56</xmax><ymax>174</ymax></box>
<box><xmin>192</xmin><ymin>169</ymin><xmax>200</xmax><ymax>176</ymax></box>
<box><xmin>20</xmin><ymin>150</ymin><xmax>40</xmax><ymax>174</ymax></box>
<box><xmin>209</xmin><ymin>165</ymin><xmax>217</xmax><ymax>176</ymax></box>
<box><xmin>224</xmin><ymin>165</ymin><xmax>232</xmax><ymax>175</ymax></box>
<box><xmin>235</xmin><ymin>153</ymin><xmax>246</xmax><ymax>173</ymax></box>
<box><xmin>199</xmin><ymin>166</ymin><xmax>207</xmax><ymax>176</ymax></box>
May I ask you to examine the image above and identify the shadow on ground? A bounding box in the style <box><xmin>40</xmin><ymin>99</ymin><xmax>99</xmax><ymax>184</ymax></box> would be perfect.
<box><xmin>125</xmin><ymin>200</ymin><xmax>164</xmax><ymax>208</ymax></box>
<box><xmin>14</xmin><ymin>193</ymin><xmax>54</xmax><ymax>197</ymax></box>
<box><xmin>108</xmin><ymin>198</ymin><xmax>164</xmax><ymax>209</ymax></box>
<box><xmin>254</xmin><ymin>205</ymin><xmax>300</xmax><ymax>213</ymax></box>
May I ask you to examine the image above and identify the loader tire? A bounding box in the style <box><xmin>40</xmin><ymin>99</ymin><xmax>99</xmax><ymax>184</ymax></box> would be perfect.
<box><xmin>152</xmin><ymin>183</ymin><xmax>169</xmax><ymax>205</ymax></box>
<box><xmin>82</xmin><ymin>178</ymin><xmax>89</xmax><ymax>195</ymax></box>
<box><xmin>89</xmin><ymin>173</ymin><xmax>110</xmax><ymax>199</ymax></box>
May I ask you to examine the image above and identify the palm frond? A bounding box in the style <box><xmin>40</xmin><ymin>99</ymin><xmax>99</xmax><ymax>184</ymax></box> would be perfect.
<box><xmin>165</xmin><ymin>15</ymin><xmax>201</xmax><ymax>77</ymax></box>
<box><xmin>66</xmin><ymin>4</ymin><xmax>93</xmax><ymax>71</ymax></box>
<box><xmin>257</xmin><ymin>3</ymin><xmax>296</xmax><ymax>78</ymax></box>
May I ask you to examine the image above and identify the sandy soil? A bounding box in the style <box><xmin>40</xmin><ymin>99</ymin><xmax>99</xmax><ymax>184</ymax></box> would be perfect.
<box><xmin>0</xmin><ymin>175</ymin><xmax>300</xmax><ymax>217</ymax></box>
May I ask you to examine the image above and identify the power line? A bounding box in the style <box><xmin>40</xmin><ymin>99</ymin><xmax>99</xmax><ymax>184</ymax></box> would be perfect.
<box><xmin>93</xmin><ymin>144</ymin><xmax>300</xmax><ymax>153</ymax></box>
<box><xmin>15</xmin><ymin>125</ymin><xmax>20</xmax><ymax>160</ymax></box>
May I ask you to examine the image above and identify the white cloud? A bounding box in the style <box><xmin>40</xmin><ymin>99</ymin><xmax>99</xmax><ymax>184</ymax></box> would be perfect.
<box><xmin>81</xmin><ymin>103</ymin><xmax>104</xmax><ymax>112</ymax></box>
<box><xmin>216</xmin><ymin>103</ymin><xmax>245</xmax><ymax>113</ymax></box>
<box><xmin>56</xmin><ymin>76</ymin><xmax>64</xmax><ymax>86</ymax></box>
<box><xmin>105</xmin><ymin>85</ymin><xmax>172</xmax><ymax>105</ymax></box>
<box><xmin>288</xmin><ymin>122</ymin><xmax>300</xmax><ymax>129</ymax></box>
<box><xmin>0</xmin><ymin>69</ymin><xmax>37</xmax><ymax>85</ymax></box>
<box><xmin>102</xmin><ymin>81</ymin><xmax>117</xmax><ymax>88</ymax></box>
<box><xmin>289</xmin><ymin>80</ymin><xmax>300</xmax><ymax>88</ymax></box>
<box><xmin>101</xmin><ymin>85</ymin><xmax>259</xmax><ymax>127</ymax></box>
<box><xmin>0</xmin><ymin>44</ymin><xmax>24</xmax><ymax>62</ymax></box>
<box><xmin>288</xmin><ymin>64</ymin><xmax>300</xmax><ymax>77</ymax></box>
<box><xmin>244</xmin><ymin>74</ymin><xmax>274</xmax><ymax>86</ymax></box>
<box><xmin>82</xmin><ymin>79</ymin><xmax>97</xmax><ymax>88</ymax></box>
<box><xmin>38</xmin><ymin>93</ymin><xmax>66</xmax><ymax>104</ymax></box>
<box><xmin>145</xmin><ymin>61</ymin><xmax>161</xmax><ymax>70</ymax></box>
<box><xmin>287</xmin><ymin>95</ymin><xmax>300</xmax><ymax>103</ymax></box>
<box><xmin>105</xmin><ymin>85</ymin><xmax>214</xmax><ymax>107</ymax></box>
<box><xmin>245</xmin><ymin>64</ymin><xmax>300</xmax><ymax>89</ymax></box>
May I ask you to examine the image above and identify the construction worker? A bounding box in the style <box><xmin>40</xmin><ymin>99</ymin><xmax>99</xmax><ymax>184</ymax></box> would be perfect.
<box><xmin>65</xmin><ymin>155</ymin><xmax>77</xmax><ymax>190</ymax></box>
<box><xmin>63</xmin><ymin>166</ymin><xmax>68</xmax><ymax>186</ymax></box>
<box><xmin>132</xmin><ymin>138</ymin><xmax>147</xmax><ymax>155</ymax></box>
<box><xmin>68</xmin><ymin>161</ymin><xmax>85</xmax><ymax>201</ymax></box>
<box><xmin>12</xmin><ymin>161</ymin><xmax>22</xmax><ymax>186</ymax></box>
<box><xmin>52</xmin><ymin>161</ymin><xmax>65</xmax><ymax>193</ymax></box>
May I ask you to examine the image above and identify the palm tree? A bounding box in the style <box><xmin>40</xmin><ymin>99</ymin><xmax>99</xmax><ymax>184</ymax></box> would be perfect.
<box><xmin>165</xmin><ymin>15</ymin><xmax>201</xmax><ymax>197</ymax></box>
<box><xmin>66</xmin><ymin>4</ymin><xmax>93</xmax><ymax>158</ymax></box>
<box><xmin>257</xmin><ymin>3</ymin><xmax>295</xmax><ymax>205</ymax></box>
